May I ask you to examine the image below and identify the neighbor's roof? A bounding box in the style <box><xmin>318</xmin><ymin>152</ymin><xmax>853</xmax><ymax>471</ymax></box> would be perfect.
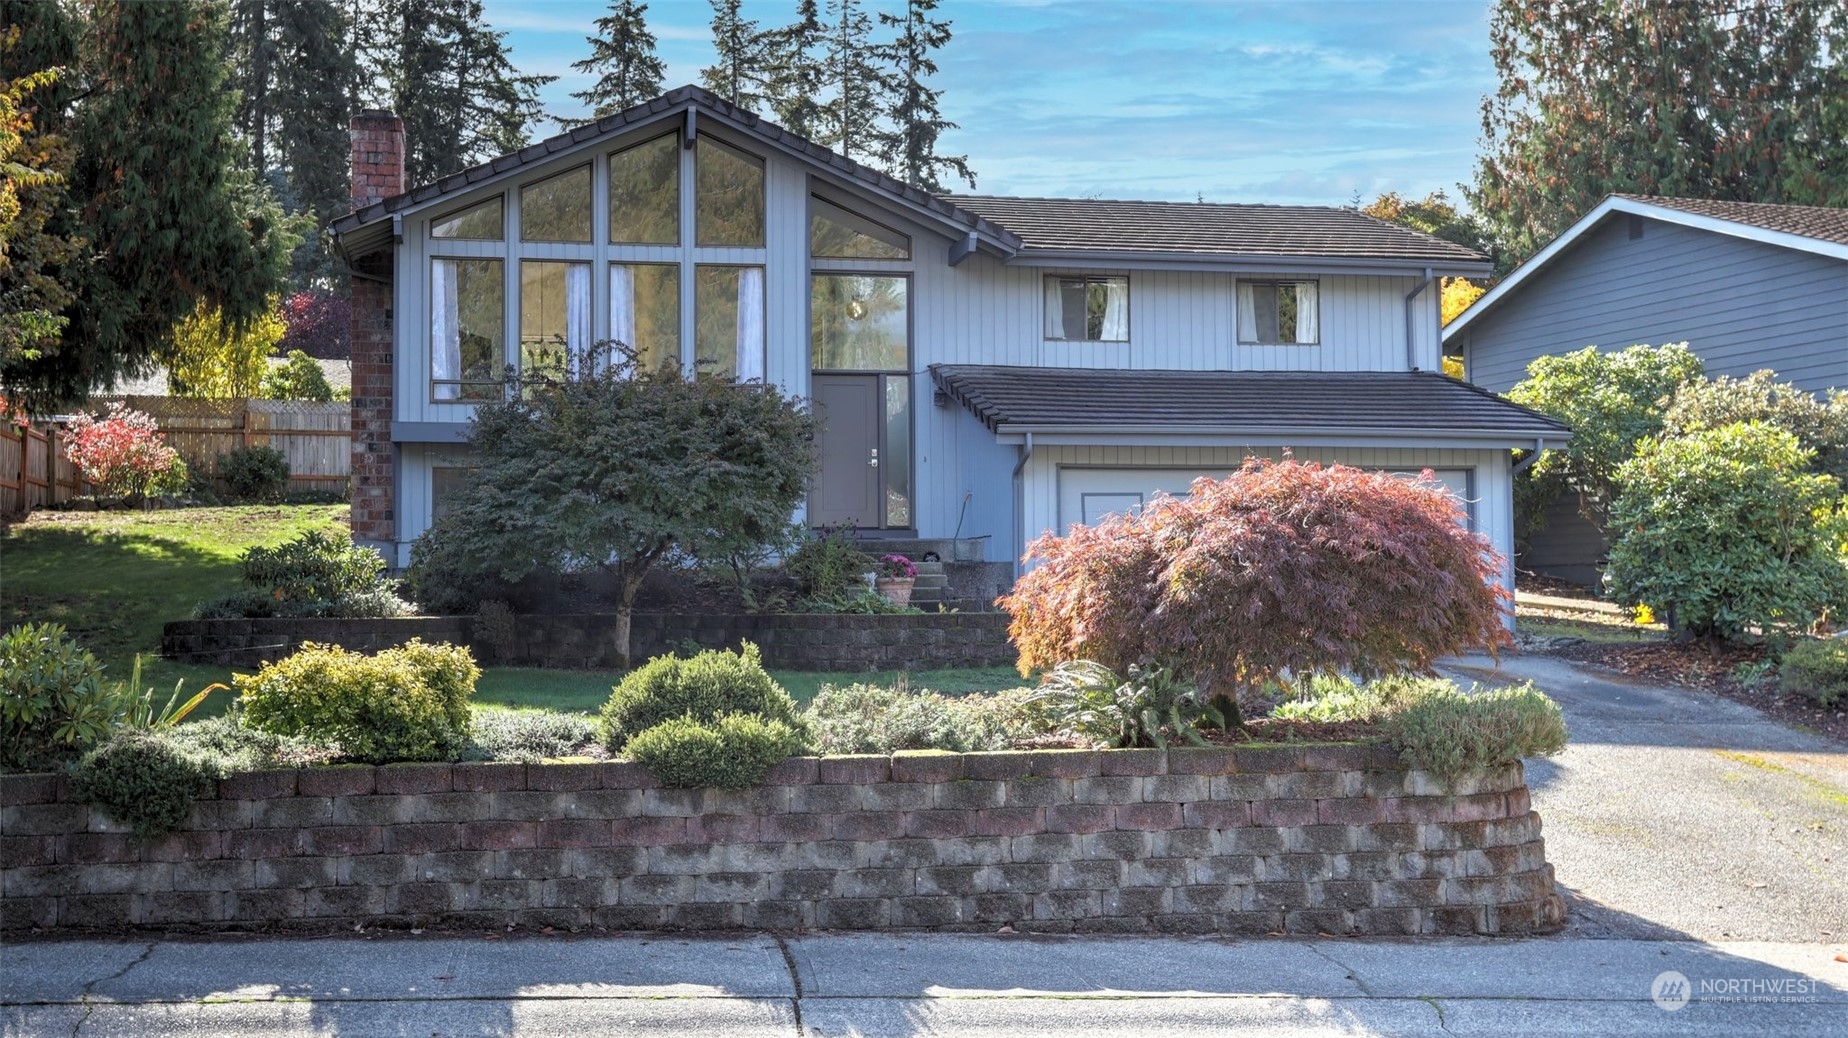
<box><xmin>953</xmin><ymin>196</ymin><xmax>1490</xmax><ymax>268</ymax></box>
<box><xmin>1445</xmin><ymin>194</ymin><xmax>1848</xmax><ymax>339</ymax></box>
<box><xmin>333</xmin><ymin>85</ymin><xmax>1484</xmax><ymax>272</ymax></box>
<box><xmin>929</xmin><ymin>364</ymin><xmax>1569</xmax><ymax>445</ymax></box>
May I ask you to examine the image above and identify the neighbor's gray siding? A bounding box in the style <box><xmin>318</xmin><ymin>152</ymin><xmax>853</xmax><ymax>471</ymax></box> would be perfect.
<box><xmin>1459</xmin><ymin>217</ymin><xmax>1848</xmax><ymax>394</ymax></box>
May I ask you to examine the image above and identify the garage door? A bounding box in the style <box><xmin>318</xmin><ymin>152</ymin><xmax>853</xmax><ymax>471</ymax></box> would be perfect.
<box><xmin>1057</xmin><ymin>467</ymin><xmax>1475</xmax><ymax>530</ymax></box>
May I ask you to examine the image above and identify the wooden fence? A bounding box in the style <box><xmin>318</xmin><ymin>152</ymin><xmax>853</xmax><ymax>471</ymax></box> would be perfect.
<box><xmin>1</xmin><ymin>397</ymin><xmax>350</xmax><ymax>517</ymax></box>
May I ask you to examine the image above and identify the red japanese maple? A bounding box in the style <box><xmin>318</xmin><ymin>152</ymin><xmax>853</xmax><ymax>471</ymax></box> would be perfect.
<box><xmin>63</xmin><ymin>403</ymin><xmax>184</xmax><ymax>504</ymax></box>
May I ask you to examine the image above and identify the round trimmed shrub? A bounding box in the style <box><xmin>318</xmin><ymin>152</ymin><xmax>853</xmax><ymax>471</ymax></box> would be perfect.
<box><xmin>1384</xmin><ymin>682</ymin><xmax>1568</xmax><ymax>785</ymax></box>
<box><xmin>597</xmin><ymin>642</ymin><xmax>800</xmax><ymax>750</ymax></box>
<box><xmin>217</xmin><ymin>444</ymin><xmax>291</xmax><ymax>502</ymax></box>
<box><xmin>623</xmin><ymin>714</ymin><xmax>807</xmax><ymax>789</ymax></box>
<box><xmin>236</xmin><ymin>640</ymin><xmax>479</xmax><ymax>763</ymax></box>
<box><xmin>1779</xmin><ymin>638</ymin><xmax>1848</xmax><ymax>710</ymax></box>
<box><xmin>71</xmin><ymin>731</ymin><xmax>218</xmax><ymax>839</ymax></box>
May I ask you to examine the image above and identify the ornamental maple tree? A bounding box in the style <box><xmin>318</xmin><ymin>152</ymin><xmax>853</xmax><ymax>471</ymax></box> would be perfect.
<box><xmin>62</xmin><ymin>402</ymin><xmax>185</xmax><ymax>504</ymax></box>
<box><xmin>1001</xmin><ymin>458</ymin><xmax>1511</xmax><ymax>727</ymax></box>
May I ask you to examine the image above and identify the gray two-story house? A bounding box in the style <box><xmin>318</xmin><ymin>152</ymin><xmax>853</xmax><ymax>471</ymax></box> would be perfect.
<box><xmin>331</xmin><ymin>86</ymin><xmax>1565</xmax><ymax>598</ymax></box>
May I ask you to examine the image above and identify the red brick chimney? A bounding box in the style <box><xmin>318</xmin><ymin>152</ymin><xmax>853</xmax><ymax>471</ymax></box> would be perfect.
<box><xmin>348</xmin><ymin>111</ymin><xmax>404</xmax><ymax>558</ymax></box>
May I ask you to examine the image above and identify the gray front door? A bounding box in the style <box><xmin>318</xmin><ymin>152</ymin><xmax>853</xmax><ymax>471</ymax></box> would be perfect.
<box><xmin>809</xmin><ymin>374</ymin><xmax>882</xmax><ymax>527</ymax></box>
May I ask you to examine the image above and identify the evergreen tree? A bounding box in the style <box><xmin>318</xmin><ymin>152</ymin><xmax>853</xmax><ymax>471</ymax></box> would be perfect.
<box><xmin>0</xmin><ymin>6</ymin><xmax>83</xmax><ymax>375</ymax></box>
<box><xmin>874</xmin><ymin>0</ymin><xmax>972</xmax><ymax>191</ymax></box>
<box><xmin>569</xmin><ymin>0</ymin><xmax>666</xmax><ymax>124</ymax></box>
<box><xmin>271</xmin><ymin>0</ymin><xmax>357</xmax><ymax>288</ymax></box>
<box><xmin>764</xmin><ymin>0</ymin><xmax>826</xmax><ymax>140</ymax></box>
<box><xmin>700</xmin><ymin>0</ymin><xmax>772</xmax><ymax>111</ymax></box>
<box><xmin>357</xmin><ymin>0</ymin><xmax>554</xmax><ymax>183</ymax></box>
<box><xmin>1471</xmin><ymin>0</ymin><xmax>1848</xmax><ymax>267</ymax></box>
<box><xmin>227</xmin><ymin>0</ymin><xmax>277</xmax><ymax>173</ymax></box>
<box><xmin>818</xmin><ymin>0</ymin><xmax>886</xmax><ymax>163</ymax></box>
<box><xmin>1</xmin><ymin>0</ymin><xmax>297</xmax><ymax>409</ymax></box>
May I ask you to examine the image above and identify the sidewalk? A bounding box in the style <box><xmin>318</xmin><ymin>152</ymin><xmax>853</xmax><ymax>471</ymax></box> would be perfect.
<box><xmin>3</xmin><ymin>931</ymin><xmax>1844</xmax><ymax>1036</ymax></box>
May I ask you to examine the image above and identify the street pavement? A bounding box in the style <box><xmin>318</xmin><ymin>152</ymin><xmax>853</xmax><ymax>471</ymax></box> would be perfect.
<box><xmin>4</xmin><ymin>651</ymin><xmax>1846</xmax><ymax>1036</ymax></box>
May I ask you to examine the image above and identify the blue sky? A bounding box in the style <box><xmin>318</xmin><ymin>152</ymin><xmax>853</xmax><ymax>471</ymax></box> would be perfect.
<box><xmin>480</xmin><ymin>0</ymin><xmax>1498</xmax><ymax>206</ymax></box>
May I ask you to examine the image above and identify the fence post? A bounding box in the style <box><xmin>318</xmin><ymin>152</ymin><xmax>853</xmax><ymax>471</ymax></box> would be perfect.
<box><xmin>44</xmin><ymin>425</ymin><xmax>58</xmax><ymax>506</ymax></box>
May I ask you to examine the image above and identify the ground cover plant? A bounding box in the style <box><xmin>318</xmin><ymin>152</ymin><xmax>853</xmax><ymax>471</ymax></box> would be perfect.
<box><xmin>802</xmin><ymin>681</ymin><xmax>1035</xmax><ymax>754</ymax></box>
<box><xmin>195</xmin><ymin>528</ymin><xmax>411</xmax><ymax>619</ymax></box>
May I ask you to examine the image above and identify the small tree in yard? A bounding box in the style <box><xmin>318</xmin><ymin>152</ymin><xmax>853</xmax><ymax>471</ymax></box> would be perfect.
<box><xmin>62</xmin><ymin>402</ymin><xmax>186</xmax><ymax>505</ymax></box>
<box><xmin>1001</xmin><ymin>458</ymin><xmax>1511</xmax><ymax>728</ymax></box>
<box><xmin>409</xmin><ymin>351</ymin><xmax>817</xmax><ymax>665</ymax></box>
<box><xmin>1606</xmin><ymin>422</ymin><xmax>1848</xmax><ymax>644</ymax></box>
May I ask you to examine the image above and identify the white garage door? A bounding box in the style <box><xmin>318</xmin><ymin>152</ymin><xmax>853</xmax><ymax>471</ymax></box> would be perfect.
<box><xmin>1058</xmin><ymin>467</ymin><xmax>1476</xmax><ymax>530</ymax></box>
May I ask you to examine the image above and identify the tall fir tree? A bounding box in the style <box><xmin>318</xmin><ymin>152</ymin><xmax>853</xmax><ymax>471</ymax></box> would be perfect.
<box><xmin>270</xmin><ymin>0</ymin><xmax>357</xmax><ymax>288</ymax></box>
<box><xmin>818</xmin><ymin>0</ymin><xmax>886</xmax><ymax>163</ymax></box>
<box><xmin>356</xmin><ymin>0</ymin><xmax>554</xmax><ymax>183</ymax></box>
<box><xmin>0</xmin><ymin>4</ymin><xmax>83</xmax><ymax>375</ymax></box>
<box><xmin>569</xmin><ymin>0</ymin><xmax>666</xmax><ymax>124</ymax></box>
<box><xmin>764</xmin><ymin>0</ymin><xmax>826</xmax><ymax>140</ymax></box>
<box><xmin>1471</xmin><ymin>0</ymin><xmax>1848</xmax><ymax>267</ymax></box>
<box><xmin>874</xmin><ymin>0</ymin><xmax>972</xmax><ymax>191</ymax></box>
<box><xmin>0</xmin><ymin>0</ymin><xmax>296</xmax><ymax>409</ymax></box>
<box><xmin>700</xmin><ymin>0</ymin><xmax>772</xmax><ymax>111</ymax></box>
<box><xmin>227</xmin><ymin>0</ymin><xmax>277</xmax><ymax>173</ymax></box>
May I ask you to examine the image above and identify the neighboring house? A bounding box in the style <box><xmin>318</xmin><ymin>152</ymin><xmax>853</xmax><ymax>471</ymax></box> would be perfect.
<box><xmin>1446</xmin><ymin>194</ymin><xmax>1848</xmax><ymax>395</ymax></box>
<box><xmin>1444</xmin><ymin>195</ymin><xmax>1848</xmax><ymax>584</ymax></box>
<box><xmin>329</xmin><ymin>86</ymin><xmax>1565</xmax><ymax>601</ymax></box>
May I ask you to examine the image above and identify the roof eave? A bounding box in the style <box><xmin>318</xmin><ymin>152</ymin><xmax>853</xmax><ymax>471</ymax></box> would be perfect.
<box><xmin>988</xmin><ymin>423</ymin><xmax>1568</xmax><ymax>447</ymax></box>
<box><xmin>1006</xmin><ymin>249</ymin><xmax>1491</xmax><ymax>277</ymax></box>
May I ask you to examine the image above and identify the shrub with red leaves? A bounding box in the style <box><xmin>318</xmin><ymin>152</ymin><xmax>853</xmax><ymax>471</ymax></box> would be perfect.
<box><xmin>62</xmin><ymin>402</ymin><xmax>187</xmax><ymax>504</ymax></box>
<box><xmin>1001</xmin><ymin>458</ymin><xmax>1511</xmax><ymax>714</ymax></box>
<box><xmin>278</xmin><ymin>291</ymin><xmax>351</xmax><ymax>359</ymax></box>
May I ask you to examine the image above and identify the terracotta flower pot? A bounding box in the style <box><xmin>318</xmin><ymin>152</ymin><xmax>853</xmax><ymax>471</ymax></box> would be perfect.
<box><xmin>875</xmin><ymin>576</ymin><xmax>915</xmax><ymax>607</ymax></box>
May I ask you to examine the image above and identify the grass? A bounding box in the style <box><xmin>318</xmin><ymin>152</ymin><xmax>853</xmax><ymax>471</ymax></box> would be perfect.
<box><xmin>1514</xmin><ymin>585</ymin><xmax>1666</xmax><ymax>644</ymax></box>
<box><xmin>2</xmin><ymin>504</ymin><xmax>1027</xmax><ymax>716</ymax></box>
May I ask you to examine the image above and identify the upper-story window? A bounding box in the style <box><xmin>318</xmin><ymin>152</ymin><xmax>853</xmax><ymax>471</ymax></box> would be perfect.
<box><xmin>812</xmin><ymin>274</ymin><xmax>908</xmax><ymax>370</ymax></box>
<box><xmin>431</xmin><ymin>258</ymin><xmax>505</xmax><ymax>401</ymax></box>
<box><xmin>1045</xmin><ymin>275</ymin><xmax>1128</xmax><ymax>342</ymax></box>
<box><xmin>519</xmin><ymin>260</ymin><xmax>590</xmax><ymax>385</ymax></box>
<box><xmin>521</xmin><ymin>165</ymin><xmax>592</xmax><ymax>242</ymax></box>
<box><xmin>811</xmin><ymin>197</ymin><xmax>909</xmax><ymax>259</ymax></box>
<box><xmin>696</xmin><ymin>138</ymin><xmax>765</xmax><ymax>246</ymax></box>
<box><xmin>693</xmin><ymin>265</ymin><xmax>765</xmax><ymax>379</ymax></box>
<box><xmin>1237</xmin><ymin>279</ymin><xmax>1319</xmax><ymax>345</ymax></box>
<box><xmin>431</xmin><ymin>197</ymin><xmax>503</xmax><ymax>240</ymax></box>
<box><xmin>609</xmin><ymin>133</ymin><xmax>679</xmax><ymax>245</ymax></box>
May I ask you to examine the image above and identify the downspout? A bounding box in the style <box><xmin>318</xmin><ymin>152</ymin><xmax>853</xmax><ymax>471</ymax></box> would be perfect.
<box><xmin>1512</xmin><ymin>438</ymin><xmax>1547</xmax><ymax>473</ymax></box>
<box><xmin>1010</xmin><ymin>432</ymin><xmax>1035</xmax><ymax>577</ymax></box>
<box><xmin>1403</xmin><ymin>266</ymin><xmax>1435</xmax><ymax>372</ymax></box>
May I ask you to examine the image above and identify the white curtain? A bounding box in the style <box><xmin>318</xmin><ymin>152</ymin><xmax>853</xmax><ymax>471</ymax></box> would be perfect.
<box><xmin>735</xmin><ymin>267</ymin><xmax>765</xmax><ymax>381</ymax></box>
<box><xmin>1100</xmin><ymin>278</ymin><xmax>1129</xmax><ymax>341</ymax></box>
<box><xmin>566</xmin><ymin>263</ymin><xmax>591</xmax><ymax>373</ymax></box>
<box><xmin>607</xmin><ymin>264</ymin><xmax>637</xmax><ymax>374</ymax></box>
<box><xmin>1293</xmin><ymin>281</ymin><xmax>1319</xmax><ymax>343</ymax></box>
<box><xmin>1235</xmin><ymin>282</ymin><xmax>1258</xmax><ymax>343</ymax></box>
<box><xmin>1043</xmin><ymin>278</ymin><xmax>1067</xmax><ymax>339</ymax></box>
<box><xmin>432</xmin><ymin>259</ymin><xmax>461</xmax><ymax>400</ymax></box>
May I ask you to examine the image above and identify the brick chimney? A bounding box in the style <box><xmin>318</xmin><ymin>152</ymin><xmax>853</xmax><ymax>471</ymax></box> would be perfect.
<box><xmin>348</xmin><ymin>111</ymin><xmax>404</xmax><ymax>559</ymax></box>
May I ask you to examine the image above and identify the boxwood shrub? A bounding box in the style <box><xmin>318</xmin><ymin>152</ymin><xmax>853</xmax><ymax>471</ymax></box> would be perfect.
<box><xmin>598</xmin><ymin>642</ymin><xmax>800</xmax><ymax>750</ymax></box>
<box><xmin>237</xmin><ymin>640</ymin><xmax>479</xmax><ymax>763</ymax></box>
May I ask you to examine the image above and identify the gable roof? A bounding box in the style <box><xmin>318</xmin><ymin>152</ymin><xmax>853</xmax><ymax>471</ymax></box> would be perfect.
<box><xmin>330</xmin><ymin>85</ymin><xmax>1021</xmax><ymax>258</ymax></box>
<box><xmin>333</xmin><ymin>85</ymin><xmax>1484</xmax><ymax>273</ymax></box>
<box><xmin>929</xmin><ymin>364</ymin><xmax>1569</xmax><ymax>447</ymax></box>
<box><xmin>952</xmin><ymin>195</ymin><xmax>1489</xmax><ymax>269</ymax></box>
<box><xmin>1445</xmin><ymin>194</ymin><xmax>1848</xmax><ymax>340</ymax></box>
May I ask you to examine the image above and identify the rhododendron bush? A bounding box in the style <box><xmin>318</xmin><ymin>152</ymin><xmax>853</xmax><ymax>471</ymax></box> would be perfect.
<box><xmin>62</xmin><ymin>403</ymin><xmax>187</xmax><ymax>504</ymax></box>
<box><xmin>1000</xmin><ymin>458</ymin><xmax>1511</xmax><ymax>724</ymax></box>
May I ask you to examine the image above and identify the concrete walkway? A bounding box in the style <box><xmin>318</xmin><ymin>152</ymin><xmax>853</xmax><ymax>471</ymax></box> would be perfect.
<box><xmin>2</xmin><ymin>930</ymin><xmax>1844</xmax><ymax>1036</ymax></box>
<box><xmin>4</xmin><ymin>652</ymin><xmax>1845</xmax><ymax>1036</ymax></box>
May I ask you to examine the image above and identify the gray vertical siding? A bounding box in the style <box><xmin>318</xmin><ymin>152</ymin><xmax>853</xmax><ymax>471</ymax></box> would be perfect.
<box><xmin>1460</xmin><ymin>217</ymin><xmax>1848</xmax><ymax>395</ymax></box>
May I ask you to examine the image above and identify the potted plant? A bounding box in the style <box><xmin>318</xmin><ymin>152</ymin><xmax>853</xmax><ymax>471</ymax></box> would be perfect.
<box><xmin>874</xmin><ymin>554</ymin><xmax>917</xmax><ymax>607</ymax></box>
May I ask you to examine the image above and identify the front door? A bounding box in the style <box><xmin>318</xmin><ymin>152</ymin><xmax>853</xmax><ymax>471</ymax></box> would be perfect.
<box><xmin>809</xmin><ymin>374</ymin><xmax>882</xmax><ymax>527</ymax></box>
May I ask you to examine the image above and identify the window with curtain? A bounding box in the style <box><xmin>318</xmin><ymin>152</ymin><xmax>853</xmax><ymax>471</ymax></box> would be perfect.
<box><xmin>431</xmin><ymin>258</ymin><xmax>505</xmax><ymax>401</ymax></box>
<box><xmin>609</xmin><ymin>133</ymin><xmax>679</xmax><ymax>245</ymax></box>
<box><xmin>693</xmin><ymin>265</ymin><xmax>765</xmax><ymax>379</ymax></box>
<box><xmin>810</xmin><ymin>197</ymin><xmax>909</xmax><ymax>259</ymax></box>
<box><xmin>431</xmin><ymin>197</ymin><xmax>503</xmax><ymax>240</ymax></box>
<box><xmin>608</xmin><ymin>263</ymin><xmax>681</xmax><ymax>372</ymax></box>
<box><xmin>695</xmin><ymin>138</ymin><xmax>765</xmax><ymax>246</ymax></box>
<box><xmin>519</xmin><ymin>261</ymin><xmax>591</xmax><ymax>386</ymax></box>
<box><xmin>520</xmin><ymin>165</ymin><xmax>592</xmax><ymax>243</ymax></box>
<box><xmin>811</xmin><ymin>274</ymin><xmax>909</xmax><ymax>370</ymax></box>
<box><xmin>1043</xmin><ymin>275</ymin><xmax>1129</xmax><ymax>342</ymax></box>
<box><xmin>1236</xmin><ymin>280</ymin><xmax>1320</xmax><ymax>345</ymax></box>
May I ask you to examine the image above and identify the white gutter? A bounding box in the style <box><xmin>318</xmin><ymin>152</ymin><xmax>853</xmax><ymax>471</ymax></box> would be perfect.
<box><xmin>1000</xmin><ymin>250</ymin><xmax>1490</xmax><ymax>278</ymax></box>
<box><xmin>1404</xmin><ymin>267</ymin><xmax>1435</xmax><ymax>372</ymax></box>
<box><xmin>1512</xmin><ymin>437</ymin><xmax>1549</xmax><ymax>473</ymax></box>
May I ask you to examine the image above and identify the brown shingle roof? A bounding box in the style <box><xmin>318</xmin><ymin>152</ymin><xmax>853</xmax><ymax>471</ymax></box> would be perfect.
<box><xmin>930</xmin><ymin>364</ymin><xmax>1569</xmax><ymax>441</ymax></box>
<box><xmin>950</xmin><ymin>196</ymin><xmax>1488</xmax><ymax>265</ymax></box>
<box><xmin>1619</xmin><ymin>195</ymin><xmax>1848</xmax><ymax>247</ymax></box>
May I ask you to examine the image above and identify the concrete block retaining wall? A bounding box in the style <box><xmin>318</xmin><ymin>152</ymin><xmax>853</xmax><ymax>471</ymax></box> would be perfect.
<box><xmin>0</xmin><ymin>746</ymin><xmax>1564</xmax><ymax>936</ymax></box>
<box><xmin>160</xmin><ymin>612</ymin><xmax>1018</xmax><ymax>672</ymax></box>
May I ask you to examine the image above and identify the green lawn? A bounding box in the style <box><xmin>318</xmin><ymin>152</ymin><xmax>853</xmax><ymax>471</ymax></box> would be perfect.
<box><xmin>2</xmin><ymin>504</ymin><xmax>1026</xmax><ymax>714</ymax></box>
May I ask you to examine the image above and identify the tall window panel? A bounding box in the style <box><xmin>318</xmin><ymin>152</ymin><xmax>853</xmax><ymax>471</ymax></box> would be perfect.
<box><xmin>431</xmin><ymin>258</ymin><xmax>505</xmax><ymax>401</ymax></box>
<box><xmin>608</xmin><ymin>133</ymin><xmax>680</xmax><ymax>245</ymax></box>
<box><xmin>694</xmin><ymin>265</ymin><xmax>765</xmax><ymax>379</ymax></box>
<box><xmin>608</xmin><ymin>263</ymin><xmax>681</xmax><ymax>372</ymax></box>
<box><xmin>695</xmin><ymin>138</ymin><xmax>765</xmax><ymax>246</ymax></box>
<box><xmin>520</xmin><ymin>261</ymin><xmax>591</xmax><ymax>385</ymax></box>
<box><xmin>811</xmin><ymin>275</ymin><xmax>909</xmax><ymax>371</ymax></box>
<box><xmin>884</xmin><ymin>376</ymin><xmax>911</xmax><ymax>527</ymax></box>
<box><xmin>521</xmin><ymin>165</ymin><xmax>592</xmax><ymax>243</ymax></box>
